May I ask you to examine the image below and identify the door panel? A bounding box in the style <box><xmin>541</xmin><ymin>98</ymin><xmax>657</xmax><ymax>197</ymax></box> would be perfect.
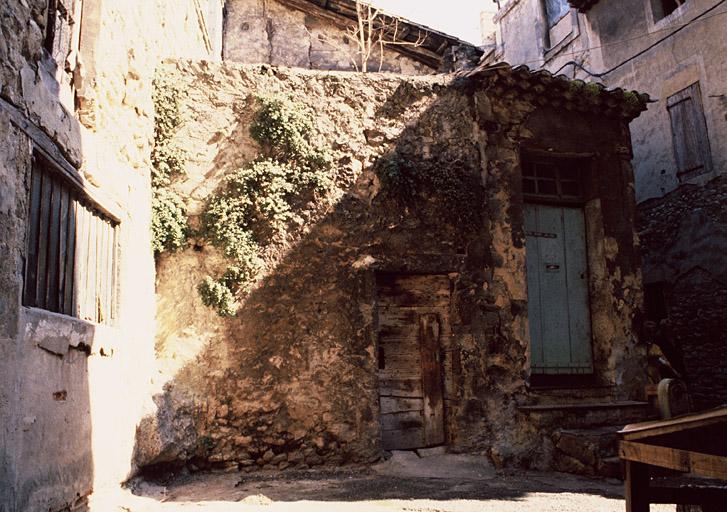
<box><xmin>377</xmin><ymin>274</ymin><xmax>448</xmax><ymax>450</ymax></box>
<box><xmin>525</xmin><ymin>204</ymin><xmax>593</xmax><ymax>374</ymax></box>
<box><xmin>419</xmin><ymin>314</ymin><xmax>444</xmax><ymax>446</ymax></box>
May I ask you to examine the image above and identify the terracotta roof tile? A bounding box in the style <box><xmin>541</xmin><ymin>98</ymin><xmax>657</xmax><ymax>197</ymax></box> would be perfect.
<box><xmin>465</xmin><ymin>62</ymin><xmax>651</xmax><ymax>120</ymax></box>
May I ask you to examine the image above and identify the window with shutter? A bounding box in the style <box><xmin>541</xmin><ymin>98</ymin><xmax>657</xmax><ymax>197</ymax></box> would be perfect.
<box><xmin>23</xmin><ymin>153</ymin><xmax>118</xmax><ymax>324</ymax></box>
<box><xmin>667</xmin><ymin>82</ymin><xmax>712</xmax><ymax>181</ymax></box>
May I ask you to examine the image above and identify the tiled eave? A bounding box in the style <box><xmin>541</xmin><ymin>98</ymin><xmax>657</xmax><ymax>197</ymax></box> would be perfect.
<box><xmin>465</xmin><ymin>63</ymin><xmax>650</xmax><ymax>121</ymax></box>
<box><xmin>568</xmin><ymin>0</ymin><xmax>601</xmax><ymax>12</ymax></box>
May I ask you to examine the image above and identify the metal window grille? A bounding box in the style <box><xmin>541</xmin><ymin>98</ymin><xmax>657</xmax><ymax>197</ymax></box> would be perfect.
<box><xmin>23</xmin><ymin>154</ymin><xmax>118</xmax><ymax>324</ymax></box>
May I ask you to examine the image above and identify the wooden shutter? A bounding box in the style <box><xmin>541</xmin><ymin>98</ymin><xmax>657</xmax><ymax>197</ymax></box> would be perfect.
<box><xmin>23</xmin><ymin>155</ymin><xmax>118</xmax><ymax>323</ymax></box>
<box><xmin>667</xmin><ymin>82</ymin><xmax>712</xmax><ymax>181</ymax></box>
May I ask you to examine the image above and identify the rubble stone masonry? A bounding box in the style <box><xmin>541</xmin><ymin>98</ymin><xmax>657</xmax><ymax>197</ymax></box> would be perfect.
<box><xmin>138</xmin><ymin>60</ymin><xmax>647</xmax><ymax>474</ymax></box>
<box><xmin>639</xmin><ymin>175</ymin><xmax>727</xmax><ymax>409</ymax></box>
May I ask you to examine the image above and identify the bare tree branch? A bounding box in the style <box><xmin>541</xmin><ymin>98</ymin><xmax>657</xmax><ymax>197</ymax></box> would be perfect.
<box><xmin>314</xmin><ymin>0</ymin><xmax>428</xmax><ymax>73</ymax></box>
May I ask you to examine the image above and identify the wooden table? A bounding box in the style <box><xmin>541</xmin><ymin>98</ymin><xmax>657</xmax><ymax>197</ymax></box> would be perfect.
<box><xmin>619</xmin><ymin>407</ymin><xmax>727</xmax><ymax>511</ymax></box>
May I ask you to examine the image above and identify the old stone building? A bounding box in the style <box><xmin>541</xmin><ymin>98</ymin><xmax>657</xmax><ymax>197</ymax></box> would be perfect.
<box><xmin>138</xmin><ymin>60</ymin><xmax>651</xmax><ymax>477</ymax></box>
<box><xmin>223</xmin><ymin>0</ymin><xmax>482</xmax><ymax>73</ymax></box>
<box><xmin>2</xmin><ymin>1</ymin><xmax>654</xmax><ymax>510</ymax></box>
<box><xmin>486</xmin><ymin>0</ymin><xmax>727</xmax><ymax>409</ymax></box>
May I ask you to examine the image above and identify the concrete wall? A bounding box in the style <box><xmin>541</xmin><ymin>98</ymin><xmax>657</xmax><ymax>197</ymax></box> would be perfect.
<box><xmin>136</xmin><ymin>60</ymin><xmax>646</xmax><ymax>473</ymax></box>
<box><xmin>491</xmin><ymin>0</ymin><xmax>727</xmax><ymax>413</ymax></box>
<box><xmin>0</xmin><ymin>1</ymin><xmax>220</xmax><ymax>510</ymax></box>
<box><xmin>223</xmin><ymin>0</ymin><xmax>433</xmax><ymax>74</ymax></box>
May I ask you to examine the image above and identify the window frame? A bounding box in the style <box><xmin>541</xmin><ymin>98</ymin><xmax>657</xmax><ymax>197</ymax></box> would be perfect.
<box><xmin>521</xmin><ymin>157</ymin><xmax>589</xmax><ymax>206</ymax></box>
<box><xmin>543</xmin><ymin>0</ymin><xmax>572</xmax><ymax>29</ymax></box>
<box><xmin>651</xmin><ymin>0</ymin><xmax>688</xmax><ymax>22</ymax></box>
<box><xmin>23</xmin><ymin>151</ymin><xmax>119</xmax><ymax>325</ymax></box>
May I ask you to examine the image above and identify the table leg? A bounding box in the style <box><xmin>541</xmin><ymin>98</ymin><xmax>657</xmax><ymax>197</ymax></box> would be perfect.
<box><xmin>625</xmin><ymin>461</ymin><xmax>650</xmax><ymax>512</ymax></box>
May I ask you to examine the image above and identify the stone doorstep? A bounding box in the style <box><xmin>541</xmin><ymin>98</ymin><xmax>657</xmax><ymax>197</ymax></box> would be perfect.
<box><xmin>527</xmin><ymin>385</ymin><xmax>617</xmax><ymax>405</ymax></box>
<box><xmin>415</xmin><ymin>445</ymin><xmax>447</xmax><ymax>458</ymax></box>
<box><xmin>519</xmin><ymin>400</ymin><xmax>657</xmax><ymax>428</ymax></box>
<box><xmin>518</xmin><ymin>400</ymin><xmax>650</xmax><ymax>412</ymax></box>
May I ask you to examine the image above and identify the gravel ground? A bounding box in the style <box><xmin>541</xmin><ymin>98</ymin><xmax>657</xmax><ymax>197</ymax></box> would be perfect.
<box><xmin>96</xmin><ymin>453</ymin><xmax>675</xmax><ymax>512</ymax></box>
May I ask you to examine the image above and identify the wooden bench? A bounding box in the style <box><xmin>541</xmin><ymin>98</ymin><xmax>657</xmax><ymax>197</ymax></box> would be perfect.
<box><xmin>618</xmin><ymin>407</ymin><xmax>727</xmax><ymax>511</ymax></box>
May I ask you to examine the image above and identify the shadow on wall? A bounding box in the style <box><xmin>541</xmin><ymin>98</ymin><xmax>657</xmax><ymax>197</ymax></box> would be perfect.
<box><xmin>638</xmin><ymin>175</ymin><xmax>727</xmax><ymax>410</ymax></box>
<box><xmin>131</xmin><ymin>69</ymin><xmax>531</xmax><ymax>476</ymax></box>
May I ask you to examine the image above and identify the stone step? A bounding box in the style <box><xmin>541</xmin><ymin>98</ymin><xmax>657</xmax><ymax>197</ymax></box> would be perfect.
<box><xmin>519</xmin><ymin>400</ymin><xmax>656</xmax><ymax>429</ymax></box>
<box><xmin>528</xmin><ymin>386</ymin><xmax>618</xmax><ymax>405</ymax></box>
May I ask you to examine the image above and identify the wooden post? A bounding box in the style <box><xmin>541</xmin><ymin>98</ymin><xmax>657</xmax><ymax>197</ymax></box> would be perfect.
<box><xmin>625</xmin><ymin>461</ymin><xmax>650</xmax><ymax>512</ymax></box>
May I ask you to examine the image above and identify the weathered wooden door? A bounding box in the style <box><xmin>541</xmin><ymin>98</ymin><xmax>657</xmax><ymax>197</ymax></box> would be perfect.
<box><xmin>524</xmin><ymin>204</ymin><xmax>593</xmax><ymax>374</ymax></box>
<box><xmin>376</xmin><ymin>274</ymin><xmax>448</xmax><ymax>450</ymax></box>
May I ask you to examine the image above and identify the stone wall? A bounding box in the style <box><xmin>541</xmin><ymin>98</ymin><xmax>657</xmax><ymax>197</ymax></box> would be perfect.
<box><xmin>0</xmin><ymin>1</ymin><xmax>219</xmax><ymax>510</ymax></box>
<box><xmin>224</xmin><ymin>0</ymin><xmax>432</xmax><ymax>74</ymax></box>
<box><xmin>638</xmin><ymin>175</ymin><xmax>727</xmax><ymax>409</ymax></box>
<box><xmin>138</xmin><ymin>60</ymin><xmax>646</xmax><ymax>473</ymax></box>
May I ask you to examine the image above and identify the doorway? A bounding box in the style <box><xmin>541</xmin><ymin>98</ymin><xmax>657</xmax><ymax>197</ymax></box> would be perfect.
<box><xmin>524</xmin><ymin>203</ymin><xmax>594</xmax><ymax>376</ymax></box>
<box><xmin>376</xmin><ymin>273</ymin><xmax>449</xmax><ymax>450</ymax></box>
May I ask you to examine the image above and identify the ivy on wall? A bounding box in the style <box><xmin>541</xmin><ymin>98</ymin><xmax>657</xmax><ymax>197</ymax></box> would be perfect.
<box><xmin>199</xmin><ymin>96</ymin><xmax>333</xmax><ymax>316</ymax></box>
<box><xmin>151</xmin><ymin>77</ymin><xmax>188</xmax><ymax>254</ymax></box>
<box><xmin>376</xmin><ymin>149</ymin><xmax>480</xmax><ymax>226</ymax></box>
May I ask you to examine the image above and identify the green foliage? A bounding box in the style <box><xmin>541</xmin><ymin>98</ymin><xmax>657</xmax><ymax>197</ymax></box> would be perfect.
<box><xmin>622</xmin><ymin>90</ymin><xmax>644</xmax><ymax>110</ymax></box>
<box><xmin>377</xmin><ymin>153</ymin><xmax>418</xmax><ymax>202</ymax></box>
<box><xmin>151</xmin><ymin>189</ymin><xmax>188</xmax><ymax>253</ymax></box>
<box><xmin>377</xmin><ymin>150</ymin><xmax>479</xmax><ymax>226</ymax></box>
<box><xmin>197</xmin><ymin>265</ymin><xmax>258</xmax><ymax>317</ymax></box>
<box><xmin>250</xmin><ymin>96</ymin><xmax>333</xmax><ymax>173</ymax></box>
<box><xmin>151</xmin><ymin>77</ymin><xmax>188</xmax><ymax>254</ymax></box>
<box><xmin>198</xmin><ymin>276</ymin><xmax>238</xmax><ymax>317</ymax></box>
<box><xmin>199</xmin><ymin>95</ymin><xmax>333</xmax><ymax>316</ymax></box>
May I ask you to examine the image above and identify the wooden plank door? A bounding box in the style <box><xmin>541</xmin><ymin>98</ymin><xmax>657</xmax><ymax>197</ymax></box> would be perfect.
<box><xmin>377</xmin><ymin>274</ymin><xmax>448</xmax><ymax>450</ymax></box>
<box><xmin>525</xmin><ymin>204</ymin><xmax>593</xmax><ymax>374</ymax></box>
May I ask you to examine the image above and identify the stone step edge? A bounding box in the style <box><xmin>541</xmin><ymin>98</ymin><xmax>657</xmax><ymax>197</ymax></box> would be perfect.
<box><xmin>518</xmin><ymin>400</ymin><xmax>650</xmax><ymax>412</ymax></box>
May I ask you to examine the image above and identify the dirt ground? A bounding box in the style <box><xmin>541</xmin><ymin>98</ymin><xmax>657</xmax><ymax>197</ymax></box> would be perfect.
<box><xmin>97</xmin><ymin>452</ymin><xmax>676</xmax><ymax>512</ymax></box>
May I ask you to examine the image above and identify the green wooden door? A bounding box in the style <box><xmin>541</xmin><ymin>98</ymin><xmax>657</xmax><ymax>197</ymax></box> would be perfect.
<box><xmin>524</xmin><ymin>204</ymin><xmax>593</xmax><ymax>374</ymax></box>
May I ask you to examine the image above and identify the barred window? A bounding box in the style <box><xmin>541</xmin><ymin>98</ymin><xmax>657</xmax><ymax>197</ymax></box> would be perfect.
<box><xmin>23</xmin><ymin>154</ymin><xmax>118</xmax><ymax>324</ymax></box>
<box><xmin>522</xmin><ymin>158</ymin><xmax>585</xmax><ymax>202</ymax></box>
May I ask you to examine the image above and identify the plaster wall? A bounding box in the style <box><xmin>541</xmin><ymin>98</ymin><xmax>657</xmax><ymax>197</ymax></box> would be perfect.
<box><xmin>223</xmin><ymin>0</ymin><xmax>432</xmax><ymax>74</ymax></box>
<box><xmin>139</xmin><ymin>61</ymin><xmax>646</xmax><ymax>474</ymax></box>
<box><xmin>0</xmin><ymin>0</ymin><xmax>219</xmax><ymax>510</ymax></box>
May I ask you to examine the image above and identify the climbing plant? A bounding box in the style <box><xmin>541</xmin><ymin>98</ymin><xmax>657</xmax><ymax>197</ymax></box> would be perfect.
<box><xmin>151</xmin><ymin>76</ymin><xmax>188</xmax><ymax>254</ymax></box>
<box><xmin>199</xmin><ymin>95</ymin><xmax>333</xmax><ymax>316</ymax></box>
<box><xmin>376</xmin><ymin>149</ymin><xmax>480</xmax><ymax>226</ymax></box>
